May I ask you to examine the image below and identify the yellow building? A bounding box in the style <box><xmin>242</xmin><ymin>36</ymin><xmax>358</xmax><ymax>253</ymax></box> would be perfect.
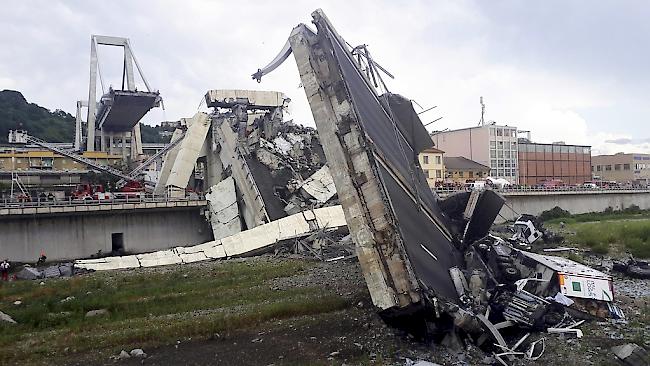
<box><xmin>0</xmin><ymin>149</ymin><xmax>122</xmax><ymax>172</ymax></box>
<box><xmin>444</xmin><ymin>156</ymin><xmax>490</xmax><ymax>183</ymax></box>
<box><xmin>418</xmin><ymin>147</ymin><xmax>445</xmax><ymax>187</ymax></box>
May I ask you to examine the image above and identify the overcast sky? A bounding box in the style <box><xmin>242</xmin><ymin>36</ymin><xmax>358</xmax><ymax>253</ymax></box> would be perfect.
<box><xmin>1</xmin><ymin>0</ymin><xmax>648</xmax><ymax>155</ymax></box>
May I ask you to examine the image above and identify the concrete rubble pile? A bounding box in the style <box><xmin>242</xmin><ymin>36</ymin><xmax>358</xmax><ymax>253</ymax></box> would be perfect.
<box><xmin>16</xmin><ymin>263</ymin><xmax>74</xmax><ymax>280</ymax></box>
<box><xmin>252</xmin><ymin>9</ymin><xmax>628</xmax><ymax>364</ymax></box>
<box><xmin>204</xmin><ymin>89</ymin><xmax>335</xmax><ymax>225</ymax></box>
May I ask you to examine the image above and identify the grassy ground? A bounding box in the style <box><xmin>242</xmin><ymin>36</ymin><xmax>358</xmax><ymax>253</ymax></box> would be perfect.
<box><xmin>0</xmin><ymin>258</ymin><xmax>352</xmax><ymax>365</ymax></box>
<box><xmin>545</xmin><ymin>211</ymin><xmax>650</xmax><ymax>257</ymax></box>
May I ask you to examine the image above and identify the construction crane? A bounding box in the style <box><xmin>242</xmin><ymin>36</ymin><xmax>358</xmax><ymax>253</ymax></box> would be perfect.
<box><xmin>8</xmin><ymin>130</ymin><xmax>185</xmax><ymax>190</ymax></box>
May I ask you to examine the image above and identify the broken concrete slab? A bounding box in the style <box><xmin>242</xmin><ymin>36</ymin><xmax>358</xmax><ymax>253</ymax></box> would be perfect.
<box><xmin>136</xmin><ymin>250</ymin><xmax>183</xmax><ymax>267</ymax></box>
<box><xmin>0</xmin><ymin>310</ymin><xmax>17</xmax><ymax>324</ymax></box>
<box><xmin>611</xmin><ymin>343</ymin><xmax>649</xmax><ymax>366</ymax></box>
<box><xmin>74</xmin><ymin>205</ymin><xmax>346</xmax><ymax>271</ymax></box>
<box><xmin>298</xmin><ymin>165</ymin><xmax>336</xmax><ymax>203</ymax></box>
<box><xmin>205</xmin><ymin>177</ymin><xmax>242</xmax><ymax>240</ymax></box>
<box><xmin>154</xmin><ymin>128</ymin><xmax>185</xmax><ymax>195</ymax></box>
<box><xmin>16</xmin><ymin>266</ymin><xmax>41</xmax><ymax>280</ymax></box>
<box><xmin>165</xmin><ymin>112</ymin><xmax>211</xmax><ymax>197</ymax></box>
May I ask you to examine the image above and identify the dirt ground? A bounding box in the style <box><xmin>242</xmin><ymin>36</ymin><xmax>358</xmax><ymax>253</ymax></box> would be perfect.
<box><xmin>54</xmin><ymin>254</ymin><xmax>649</xmax><ymax>366</ymax></box>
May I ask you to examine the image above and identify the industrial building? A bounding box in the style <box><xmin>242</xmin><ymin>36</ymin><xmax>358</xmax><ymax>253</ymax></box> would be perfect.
<box><xmin>430</xmin><ymin>123</ymin><xmax>519</xmax><ymax>183</ymax></box>
<box><xmin>518</xmin><ymin>141</ymin><xmax>592</xmax><ymax>186</ymax></box>
<box><xmin>0</xmin><ymin>147</ymin><xmax>121</xmax><ymax>187</ymax></box>
<box><xmin>443</xmin><ymin>156</ymin><xmax>490</xmax><ymax>183</ymax></box>
<box><xmin>418</xmin><ymin>147</ymin><xmax>445</xmax><ymax>187</ymax></box>
<box><xmin>592</xmin><ymin>153</ymin><xmax>650</xmax><ymax>185</ymax></box>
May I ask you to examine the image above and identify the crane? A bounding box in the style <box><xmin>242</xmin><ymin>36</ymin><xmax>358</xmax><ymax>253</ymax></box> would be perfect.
<box><xmin>8</xmin><ymin>129</ymin><xmax>185</xmax><ymax>191</ymax></box>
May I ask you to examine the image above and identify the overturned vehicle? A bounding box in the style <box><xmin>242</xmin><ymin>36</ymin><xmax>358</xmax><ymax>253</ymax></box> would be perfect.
<box><xmin>254</xmin><ymin>9</ymin><xmax>622</xmax><ymax>362</ymax></box>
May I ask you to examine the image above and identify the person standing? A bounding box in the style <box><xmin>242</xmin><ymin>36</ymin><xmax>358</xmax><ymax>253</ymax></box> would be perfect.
<box><xmin>0</xmin><ymin>259</ymin><xmax>9</xmax><ymax>281</ymax></box>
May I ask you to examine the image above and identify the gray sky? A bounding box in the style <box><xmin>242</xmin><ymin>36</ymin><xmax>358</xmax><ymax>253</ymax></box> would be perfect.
<box><xmin>1</xmin><ymin>0</ymin><xmax>648</xmax><ymax>155</ymax></box>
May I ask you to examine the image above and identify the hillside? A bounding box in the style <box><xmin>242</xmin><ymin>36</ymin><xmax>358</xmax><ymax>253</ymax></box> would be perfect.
<box><xmin>0</xmin><ymin>90</ymin><xmax>75</xmax><ymax>144</ymax></box>
<box><xmin>0</xmin><ymin>90</ymin><xmax>169</xmax><ymax>144</ymax></box>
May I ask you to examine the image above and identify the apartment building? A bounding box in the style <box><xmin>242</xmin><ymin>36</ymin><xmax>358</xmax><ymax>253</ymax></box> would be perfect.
<box><xmin>592</xmin><ymin>153</ymin><xmax>650</xmax><ymax>185</ymax></box>
<box><xmin>418</xmin><ymin>147</ymin><xmax>445</xmax><ymax>187</ymax></box>
<box><xmin>430</xmin><ymin>123</ymin><xmax>519</xmax><ymax>183</ymax></box>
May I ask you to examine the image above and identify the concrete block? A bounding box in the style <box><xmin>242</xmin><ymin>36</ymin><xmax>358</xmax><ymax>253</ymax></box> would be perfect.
<box><xmin>166</xmin><ymin>112</ymin><xmax>211</xmax><ymax>192</ymax></box>
<box><xmin>178</xmin><ymin>252</ymin><xmax>209</xmax><ymax>263</ymax></box>
<box><xmin>137</xmin><ymin>250</ymin><xmax>183</xmax><ymax>267</ymax></box>
<box><xmin>300</xmin><ymin>165</ymin><xmax>337</xmax><ymax>203</ymax></box>
<box><xmin>205</xmin><ymin>177</ymin><xmax>242</xmax><ymax>240</ymax></box>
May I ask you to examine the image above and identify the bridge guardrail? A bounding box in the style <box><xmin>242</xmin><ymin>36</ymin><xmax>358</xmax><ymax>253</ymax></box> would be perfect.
<box><xmin>433</xmin><ymin>186</ymin><xmax>650</xmax><ymax>195</ymax></box>
<box><xmin>0</xmin><ymin>194</ymin><xmax>206</xmax><ymax>209</ymax></box>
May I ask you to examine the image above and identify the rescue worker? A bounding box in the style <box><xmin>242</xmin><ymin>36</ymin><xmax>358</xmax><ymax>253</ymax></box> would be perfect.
<box><xmin>0</xmin><ymin>259</ymin><xmax>10</xmax><ymax>281</ymax></box>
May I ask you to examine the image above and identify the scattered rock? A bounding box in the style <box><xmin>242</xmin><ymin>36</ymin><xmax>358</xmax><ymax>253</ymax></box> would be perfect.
<box><xmin>611</xmin><ymin>343</ymin><xmax>649</xmax><ymax>366</ymax></box>
<box><xmin>130</xmin><ymin>348</ymin><xmax>147</xmax><ymax>358</ymax></box>
<box><xmin>404</xmin><ymin>359</ymin><xmax>442</xmax><ymax>366</ymax></box>
<box><xmin>85</xmin><ymin>309</ymin><xmax>109</xmax><ymax>318</ymax></box>
<box><xmin>329</xmin><ymin>351</ymin><xmax>340</xmax><ymax>357</ymax></box>
<box><xmin>0</xmin><ymin>311</ymin><xmax>17</xmax><ymax>324</ymax></box>
<box><xmin>39</xmin><ymin>281</ymin><xmax>45</xmax><ymax>286</ymax></box>
<box><xmin>118</xmin><ymin>350</ymin><xmax>131</xmax><ymax>359</ymax></box>
<box><xmin>60</xmin><ymin>296</ymin><xmax>75</xmax><ymax>303</ymax></box>
<box><xmin>13</xmin><ymin>300</ymin><xmax>21</xmax><ymax>305</ymax></box>
<box><xmin>251</xmin><ymin>338</ymin><xmax>263</xmax><ymax>343</ymax></box>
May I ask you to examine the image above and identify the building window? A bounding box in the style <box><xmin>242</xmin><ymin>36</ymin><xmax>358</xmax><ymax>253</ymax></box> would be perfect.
<box><xmin>436</xmin><ymin>170</ymin><xmax>442</xmax><ymax>178</ymax></box>
<box><xmin>491</xmin><ymin>159</ymin><xmax>497</xmax><ymax>168</ymax></box>
<box><xmin>490</xmin><ymin>128</ymin><xmax>496</xmax><ymax>136</ymax></box>
<box><xmin>435</xmin><ymin>156</ymin><xmax>441</xmax><ymax>164</ymax></box>
<box><xmin>490</xmin><ymin>141</ymin><xmax>496</xmax><ymax>148</ymax></box>
<box><xmin>490</xmin><ymin>150</ymin><xmax>496</xmax><ymax>158</ymax></box>
<box><xmin>624</xmin><ymin>164</ymin><xmax>630</xmax><ymax>170</ymax></box>
<box><xmin>469</xmin><ymin>171</ymin><xmax>474</xmax><ymax>178</ymax></box>
<box><xmin>596</xmin><ymin>165</ymin><xmax>602</xmax><ymax>172</ymax></box>
<box><xmin>569</xmin><ymin>146</ymin><xmax>576</xmax><ymax>153</ymax></box>
<box><xmin>497</xmin><ymin>128</ymin><xmax>503</xmax><ymax>137</ymax></box>
<box><xmin>498</xmin><ymin>141</ymin><xmax>504</xmax><ymax>149</ymax></box>
<box><xmin>423</xmin><ymin>155</ymin><xmax>429</xmax><ymax>164</ymax></box>
<box><xmin>615</xmin><ymin>164</ymin><xmax>621</xmax><ymax>171</ymax></box>
<box><xmin>605</xmin><ymin>165</ymin><xmax>612</xmax><ymax>171</ymax></box>
<box><xmin>497</xmin><ymin>150</ymin><xmax>503</xmax><ymax>158</ymax></box>
<box><xmin>459</xmin><ymin>171</ymin><xmax>464</xmax><ymax>178</ymax></box>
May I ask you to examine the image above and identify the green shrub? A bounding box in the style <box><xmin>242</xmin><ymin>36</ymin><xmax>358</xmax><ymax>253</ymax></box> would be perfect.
<box><xmin>539</xmin><ymin>206</ymin><xmax>571</xmax><ymax>221</ymax></box>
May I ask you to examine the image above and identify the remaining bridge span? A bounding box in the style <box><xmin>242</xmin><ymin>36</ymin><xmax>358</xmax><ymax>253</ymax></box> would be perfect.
<box><xmin>0</xmin><ymin>198</ymin><xmax>211</xmax><ymax>262</ymax></box>
<box><xmin>96</xmin><ymin>89</ymin><xmax>161</xmax><ymax>132</ymax></box>
<box><xmin>496</xmin><ymin>189</ymin><xmax>650</xmax><ymax>222</ymax></box>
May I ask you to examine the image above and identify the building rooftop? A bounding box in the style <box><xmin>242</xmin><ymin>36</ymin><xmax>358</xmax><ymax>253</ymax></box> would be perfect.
<box><xmin>421</xmin><ymin>147</ymin><xmax>444</xmax><ymax>154</ymax></box>
<box><xmin>429</xmin><ymin>122</ymin><xmax>517</xmax><ymax>135</ymax></box>
<box><xmin>444</xmin><ymin>156</ymin><xmax>490</xmax><ymax>171</ymax></box>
